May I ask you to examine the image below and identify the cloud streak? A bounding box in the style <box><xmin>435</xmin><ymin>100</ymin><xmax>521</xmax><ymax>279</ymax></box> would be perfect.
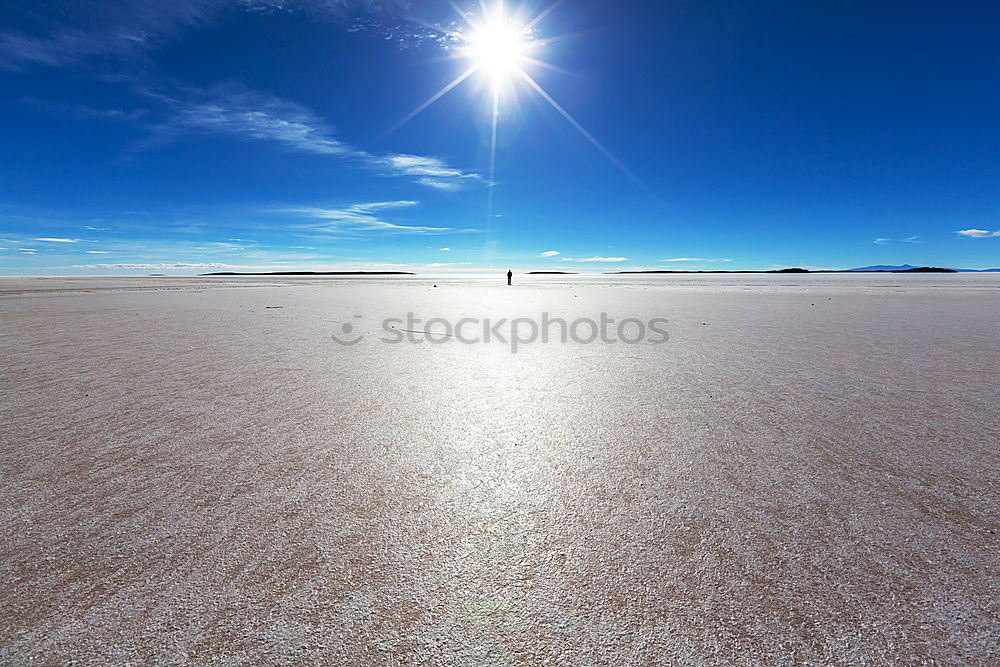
<box><xmin>72</xmin><ymin>262</ymin><xmax>237</xmax><ymax>270</ymax></box>
<box><xmin>132</xmin><ymin>83</ymin><xmax>482</xmax><ymax>190</ymax></box>
<box><xmin>141</xmin><ymin>85</ymin><xmax>349</xmax><ymax>156</ymax></box>
<box><xmin>956</xmin><ymin>229</ymin><xmax>1000</xmax><ymax>238</ymax></box>
<box><xmin>282</xmin><ymin>200</ymin><xmax>477</xmax><ymax>235</ymax></box>
<box><xmin>659</xmin><ymin>257</ymin><xmax>733</xmax><ymax>263</ymax></box>
<box><xmin>0</xmin><ymin>1</ymin><xmax>432</xmax><ymax>70</ymax></box>
<box><xmin>375</xmin><ymin>154</ymin><xmax>480</xmax><ymax>191</ymax></box>
<box><xmin>0</xmin><ymin>0</ymin><xmax>219</xmax><ymax>69</ymax></box>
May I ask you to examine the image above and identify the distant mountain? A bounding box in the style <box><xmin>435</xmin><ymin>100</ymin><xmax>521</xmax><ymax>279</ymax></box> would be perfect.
<box><xmin>202</xmin><ymin>271</ymin><xmax>415</xmax><ymax>276</ymax></box>
<box><xmin>846</xmin><ymin>264</ymin><xmax>916</xmax><ymax>271</ymax></box>
<box><xmin>846</xmin><ymin>264</ymin><xmax>999</xmax><ymax>272</ymax></box>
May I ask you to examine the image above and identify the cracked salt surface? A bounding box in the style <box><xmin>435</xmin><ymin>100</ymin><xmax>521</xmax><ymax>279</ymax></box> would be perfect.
<box><xmin>0</xmin><ymin>274</ymin><xmax>997</xmax><ymax>664</ymax></box>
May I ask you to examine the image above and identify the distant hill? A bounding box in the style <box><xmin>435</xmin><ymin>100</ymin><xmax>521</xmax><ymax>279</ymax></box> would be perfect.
<box><xmin>202</xmin><ymin>271</ymin><xmax>415</xmax><ymax>276</ymax></box>
<box><xmin>847</xmin><ymin>264</ymin><xmax>916</xmax><ymax>271</ymax></box>
<box><xmin>846</xmin><ymin>264</ymin><xmax>996</xmax><ymax>272</ymax></box>
<box><xmin>895</xmin><ymin>267</ymin><xmax>956</xmax><ymax>273</ymax></box>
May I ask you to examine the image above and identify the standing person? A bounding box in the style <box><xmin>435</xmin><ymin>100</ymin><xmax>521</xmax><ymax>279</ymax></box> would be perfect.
<box><xmin>507</xmin><ymin>269</ymin><xmax>512</xmax><ymax>286</ymax></box>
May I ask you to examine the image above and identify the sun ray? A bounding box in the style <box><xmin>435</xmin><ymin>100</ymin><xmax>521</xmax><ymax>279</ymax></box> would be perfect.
<box><xmin>515</xmin><ymin>65</ymin><xmax>665</xmax><ymax>204</ymax></box>
<box><xmin>377</xmin><ymin>64</ymin><xmax>480</xmax><ymax>141</ymax></box>
<box><xmin>485</xmin><ymin>85</ymin><xmax>500</xmax><ymax>249</ymax></box>
<box><xmin>520</xmin><ymin>55</ymin><xmax>574</xmax><ymax>76</ymax></box>
<box><xmin>525</xmin><ymin>0</ymin><xmax>564</xmax><ymax>30</ymax></box>
<box><xmin>445</xmin><ymin>0</ymin><xmax>478</xmax><ymax>30</ymax></box>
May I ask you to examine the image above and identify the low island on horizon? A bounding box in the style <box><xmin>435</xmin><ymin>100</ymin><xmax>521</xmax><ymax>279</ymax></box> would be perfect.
<box><xmin>197</xmin><ymin>265</ymin><xmax>997</xmax><ymax>278</ymax></box>
<box><xmin>202</xmin><ymin>270</ymin><xmax>417</xmax><ymax>276</ymax></box>
<box><xmin>613</xmin><ymin>266</ymin><xmax>962</xmax><ymax>275</ymax></box>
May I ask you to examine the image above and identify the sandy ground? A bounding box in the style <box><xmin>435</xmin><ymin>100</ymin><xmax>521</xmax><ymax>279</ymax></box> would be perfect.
<box><xmin>0</xmin><ymin>274</ymin><xmax>998</xmax><ymax>664</ymax></box>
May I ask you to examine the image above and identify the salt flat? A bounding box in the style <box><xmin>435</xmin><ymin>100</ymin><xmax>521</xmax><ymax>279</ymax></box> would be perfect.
<box><xmin>1</xmin><ymin>274</ymin><xmax>997</xmax><ymax>664</ymax></box>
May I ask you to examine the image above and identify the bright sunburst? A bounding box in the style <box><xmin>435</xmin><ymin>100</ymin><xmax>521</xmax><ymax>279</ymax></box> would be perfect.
<box><xmin>459</xmin><ymin>7</ymin><xmax>537</xmax><ymax>91</ymax></box>
<box><xmin>380</xmin><ymin>1</ymin><xmax>651</xmax><ymax>219</ymax></box>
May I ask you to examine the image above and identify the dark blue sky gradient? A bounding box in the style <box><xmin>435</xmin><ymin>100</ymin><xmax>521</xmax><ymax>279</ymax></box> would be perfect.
<box><xmin>1</xmin><ymin>1</ymin><xmax>997</xmax><ymax>273</ymax></box>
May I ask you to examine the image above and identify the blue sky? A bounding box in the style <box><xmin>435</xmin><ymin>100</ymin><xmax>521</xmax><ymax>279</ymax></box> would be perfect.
<box><xmin>1</xmin><ymin>0</ymin><xmax>998</xmax><ymax>274</ymax></box>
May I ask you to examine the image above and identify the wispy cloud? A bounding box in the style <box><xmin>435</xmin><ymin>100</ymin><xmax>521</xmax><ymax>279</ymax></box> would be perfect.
<box><xmin>133</xmin><ymin>83</ymin><xmax>481</xmax><ymax>190</ymax></box>
<box><xmin>539</xmin><ymin>250</ymin><xmax>560</xmax><ymax>257</ymax></box>
<box><xmin>20</xmin><ymin>96</ymin><xmax>147</xmax><ymax>123</ymax></box>
<box><xmin>439</xmin><ymin>247</ymin><xmax>451</xmax><ymax>251</ymax></box>
<box><xmin>0</xmin><ymin>1</ymin><xmax>219</xmax><ymax>69</ymax></box>
<box><xmin>0</xmin><ymin>1</ymin><xmax>428</xmax><ymax>70</ymax></box>
<box><xmin>903</xmin><ymin>235</ymin><xmax>921</xmax><ymax>243</ymax></box>
<box><xmin>873</xmin><ymin>238</ymin><xmax>889</xmax><ymax>244</ymax></box>
<box><xmin>659</xmin><ymin>257</ymin><xmax>732</xmax><ymax>263</ymax></box>
<box><xmin>282</xmin><ymin>200</ymin><xmax>476</xmax><ymax>235</ymax></box>
<box><xmin>956</xmin><ymin>229</ymin><xmax>1000</xmax><ymax>238</ymax></box>
<box><xmin>34</xmin><ymin>237</ymin><xmax>80</xmax><ymax>243</ymax></box>
<box><xmin>375</xmin><ymin>154</ymin><xmax>480</xmax><ymax>191</ymax></box>
<box><xmin>85</xmin><ymin>250</ymin><xmax>110</xmax><ymax>254</ymax></box>
<box><xmin>72</xmin><ymin>262</ymin><xmax>236</xmax><ymax>270</ymax></box>
<box><xmin>141</xmin><ymin>85</ymin><xmax>349</xmax><ymax>156</ymax></box>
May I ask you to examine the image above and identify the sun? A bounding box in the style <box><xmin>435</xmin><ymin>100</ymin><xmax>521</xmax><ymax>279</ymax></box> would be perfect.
<box><xmin>459</xmin><ymin>9</ymin><xmax>536</xmax><ymax>90</ymax></box>
<box><xmin>380</xmin><ymin>1</ymin><xmax>653</xmax><ymax>245</ymax></box>
<box><xmin>382</xmin><ymin>1</ymin><xmax>646</xmax><ymax>203</ymax></box>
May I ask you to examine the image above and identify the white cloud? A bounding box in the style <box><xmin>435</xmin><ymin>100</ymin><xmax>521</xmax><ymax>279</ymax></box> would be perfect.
<box><xmin>439</xmin><ymin>247</ymin><xmax>451</xmax><ymax>251</ymax></box>
<box><xmin>19</xmin><ymin>248</ymin><xmax>37</xmax><ymax>254</ymax></box>
<box><xmin>72</xmin><ymin>262</ymin><xmax>237</xmax><ymax>270</ymax></box>
<box><xmin>956</xmin><ymin>229</ymin><xmax>1000</xmax><ymax>238</ymax></box>
<box><xmin>376</xmin><ymin>154</ymin><xmax>480</xmax><ymax>191</ymax></box>
<box><xmin>34</xmin><ymin>237</ymin><xmax>79</xmax><ymax>243</ymax></box>
<box><xmin>576</xmin><ymin>256</ymin><xmax>628</xmax><ymax>262</ymax></box>
<box><xmin>133</xmin><ymin>84</ymin><xmax>482</xmax><ymax>190</ymax></box>
<box><xmin>903</xmin><ymin>235</ymin><xmax>921</xmax><ymax>243</ymax></box>
<box><xmin>0</xmin><ymin>1</ymin><xmax>426</xmax><ymax>70</ymax></box>
<box><xmin>85</xmin><ymin>250</ymin><xmax>110</xmax><ymax>254</ymax></box>
<box><xmin>140</xmin><ymin>84</ymin><xmax>349</xmax><ymax>155</ymax></box>
<box><xmin>873</xmin><ymin>238</ymin><xmax>889</xmax><ymax>245</ymax></box>
<box><xmin>0</xmin><ymin>247</ymin><xmax>6</xmax><ymax>251</ymax></box>
<box><xmin>283</xmin><ymin>201</ymin><xmax>476</xmax><ymax>235</ymax></box>
<box><xmin>0</xmin><ymin>1</ymin><xmax>220</xmax><ymax>69</ymax></box>
<box><xmin>660</xmin><ymin>257</ymin><xmax>733</xmax><ymax>263</ymax></box>
<box><xmin>539</xmin><ymin>250</ymin><xmax>560</xmax><ymax>257</ymax></box>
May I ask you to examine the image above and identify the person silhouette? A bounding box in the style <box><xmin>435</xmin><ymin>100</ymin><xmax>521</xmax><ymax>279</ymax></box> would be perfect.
<box><xmin>506</xmin><ymin>269</ymin><xmax>512</xmax><ymax>286</ymax></box>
